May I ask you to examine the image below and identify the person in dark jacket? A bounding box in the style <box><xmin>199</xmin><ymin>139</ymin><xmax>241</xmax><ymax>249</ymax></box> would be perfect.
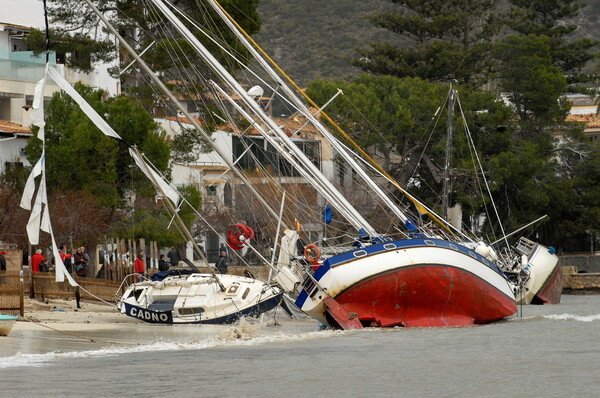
<box><xmin>0</xmin><ymin>251</ymin><xmax>6</xmax><ymax>271</ymax></box>
<box><xmin>167</xmin><ymin>247</ymin><xmax>180</xmax><ymax>268</ymax></box>
<box><xmin>216</xmin><ymin>249</ymin><xmax>228</xmax><ymax>274</ymax></box>
<box><xmin>74</xmin><ymin>247</ymin><xmax>88</xmax><ymax>277</ymax></box>
<box><xmin>158</xmin><ymin>254</ymin><xmax>169</xmax><ymax>272</ymax></box>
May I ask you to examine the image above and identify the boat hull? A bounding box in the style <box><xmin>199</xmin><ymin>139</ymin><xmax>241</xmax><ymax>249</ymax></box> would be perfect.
<box><xmin>531</xmin><ymin>262</ymin><xmax>563</xmax><ymax>304</ymax></box>
<box><xmin>333</xmin><ymin>265</ymin><xmax>517</xmax><ymax>327</ymax></box>
<box><xmin>123</xmin><ymin>293</ymin><xmax>282</xmax><ymax>324</ymax></box>
<box><xmin>0</xmin><ymin>315</ymin><xmax>18</xmax><ymax>336</ymax></box>
<box><xmin>517</xmin><ymin>242</ymin><xmax>561</xmax><ymax>305</ymax></box>
<box><xmin>296</xmin><ymin>239</ymin><xmax>517</xmax><ymax>328</ymax></box>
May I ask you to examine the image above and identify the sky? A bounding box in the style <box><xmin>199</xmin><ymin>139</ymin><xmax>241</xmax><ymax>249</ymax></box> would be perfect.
<box><xmin>0</xmin><ymin>0</ymin><xmax>45</xmax><ymax>28</ymax></box>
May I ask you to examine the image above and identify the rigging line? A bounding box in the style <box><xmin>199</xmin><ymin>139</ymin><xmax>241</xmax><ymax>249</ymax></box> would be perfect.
<box><xmin>207</xmin><ymin>79</ymin><xmax>371</xmax><ymax>233</ymax></box>
<box><xmin>225</xmin><ymin>134</ymin><xmax>349</xmax><ymax>239</ymax></box>
<box><xmin>85</xmin><ymin>0</ymin><xmax>289</xmax><ymax>232</ymax></box>
<box><xmin>457</xmin><ymin>112</ymin><xmax>495</xmax><ymax>240</ymax></box>
<box><xmin>208</xmin><ymin>0</ymin><xmax>453</xmax><ymax>235</ymax></box>
<box><xmin>206</xmin><ymin>3</ymin><xmax>408</xmax><ymax>237</ymax></box>
<box><xmin>406</xmin><ymin>93</ymin><xmax>450</xmax><ymax>199</ymax></box>
<box><xmin>336</xmin><ymin>138</ymin><xmax>473</xmax><ymax>242</ymax></box>
<box><xmin>42</xmin><ymin>0</ymin><xmax>50</xmax><ymax>63</ymax></box>
<box><xmin>142</xmin><ymin>2</ymin><xmax>211</xmax><ymax>99</ymax></box>
<box><xmin>225</xmin><ymin>128</ymin><xmax>329</xmax><ymax>233</ymax></box>
<box><xmin>206</xmin><ymin>91</ymin><xmax>321</xmax><ymax>229</ymax></box>
<box><xmin>162</xmin><ymin>0</ymin><xmax>308</xmax><ymax>121</ymax></box>
<box><xmin>456</xmin><ymin>93</ymin><xmax>509</xmax><ymax>249</ymax></box>
<box><xmin>120</xmin><ymin>41</ymin><xmax>156</xmax><ymax>75</ymax></box>
<box><xmin>489</xmin><ymin>215</ymin><xmax>548</xmax><ymax>246</ymax></box>
<box><xmin>136</xmin><ymin>151</ymin><xmax>258</xmax><ymax>271</ymax></box>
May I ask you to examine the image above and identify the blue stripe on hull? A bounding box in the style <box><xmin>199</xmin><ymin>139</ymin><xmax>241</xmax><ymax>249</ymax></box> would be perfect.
<box><xmin>198</xmin><ymin>293</ymin><xmax>283</xmax><ymax>325</ymax></box>
<box><xmin>125</xmin><ymin>293</ymin><xmax>283</xmax><ymax>325</ymax></box>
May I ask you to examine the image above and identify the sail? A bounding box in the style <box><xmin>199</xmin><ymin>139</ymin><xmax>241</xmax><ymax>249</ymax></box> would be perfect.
<box><xmin>128</xmin><ymin>148</ymin><xmax>180</xmax><ymax>206</ymax></box>
<box><xmin>19</xmin><ymin>153</ymin><xmax>43</xmax><ymax>211</ymax></box>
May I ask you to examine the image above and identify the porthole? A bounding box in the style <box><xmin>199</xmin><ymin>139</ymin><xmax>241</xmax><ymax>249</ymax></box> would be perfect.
<box><xmin>384</xmin><ymin>243</ymin><xmax>397</xmax><ymax>250</ymax></box>
<box><xmin>449</xmin><ymin>244</ymin><xmax>459</xmax><ymax>251</ymax></box>
<box><xmin>353</xmin><ymin>250</ymin><xmax>367</xmax><ymax>257</ymax></box>
<box><xmin>424</xmin><ymin>240</ymin><xmax>436</xmax><ymax>246</ymax></box>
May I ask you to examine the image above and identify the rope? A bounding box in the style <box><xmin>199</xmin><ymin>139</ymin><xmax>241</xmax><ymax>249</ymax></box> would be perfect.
<box><xmin>19</xmin><ymin>317</ymin><xmax>128</xmax><ymax>345</ymax></box>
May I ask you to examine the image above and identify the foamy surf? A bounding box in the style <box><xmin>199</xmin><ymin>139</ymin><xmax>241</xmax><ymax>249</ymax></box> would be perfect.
<box><xmin>0</xmin><ymin>324</ymin><xmax>348</xmax><ymax>369</ymax></box>
<box><xmin>543</xmin><ymin>313</ymin><xmax>600</xmax><ymax>322</ymax></box>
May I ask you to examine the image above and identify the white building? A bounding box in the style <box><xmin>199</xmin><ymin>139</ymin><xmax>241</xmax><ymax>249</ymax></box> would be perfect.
<box><xmin>0</xmin><ymin>21</ymin><xmax>118</xmax><ymax>174</ymax></box>
<box><xmin>157</xmin><ymin>113</ymin><xmax>335</xmax><ymax>262</ymax></box>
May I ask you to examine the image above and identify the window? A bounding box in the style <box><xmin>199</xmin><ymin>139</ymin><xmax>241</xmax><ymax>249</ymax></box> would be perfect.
<box><xmin>206</xmin><ymin>185</ymin><xmax>217</xmax><ymax>197</ymax></box>
<box><xmin>232</xmin><ymin>136</ymin><xmax>320</xmax><ymax>177</ymax></box>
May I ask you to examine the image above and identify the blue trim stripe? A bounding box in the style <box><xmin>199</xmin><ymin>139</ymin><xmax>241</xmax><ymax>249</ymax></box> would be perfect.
<box><xmin>126</xmin><ymin>293</ymin><xmax>283</xmax><ymax>325</ymax></box>
<box><xmin>324</xmin><ymin>238</ymin><xmax>504</xmax><ymax>275</ymax></box>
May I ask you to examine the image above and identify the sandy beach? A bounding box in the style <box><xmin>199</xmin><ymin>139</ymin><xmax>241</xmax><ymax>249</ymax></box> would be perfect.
<box><xmin>0</xmin><ymin>297</ymin><xmax>318</xmax><ymax>360</ymax></box>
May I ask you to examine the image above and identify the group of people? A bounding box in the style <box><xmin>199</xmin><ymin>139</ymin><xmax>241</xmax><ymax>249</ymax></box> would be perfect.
<box><xmin>25</xmin><ymin>243</ymin><xmax>233</xmax><ymax>278</ymax></box>
<box><xmin>29</xmin><ymin>246</ymin><xmax>89</xmax><ymax>276</ymax></box>
<box><xmin>134</xmin><ymin>246</ymin><xmax>179</xmax><ymax>277</ymax></box>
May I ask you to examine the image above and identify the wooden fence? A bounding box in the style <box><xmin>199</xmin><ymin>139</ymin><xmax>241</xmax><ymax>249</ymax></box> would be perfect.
<box><xmin>0</xmin><ymin>271</ymin><xmax>24</xmax><ymax>316</ymax></box>
<box><xmin>0</xmin><ymin>270</ymin><xmax>126</xmax><ymax>314</ymax></box>
<box><xmin>28</xmin><ymin>271</ymin><xmax>124</xmax><ymax>303</ymax></box>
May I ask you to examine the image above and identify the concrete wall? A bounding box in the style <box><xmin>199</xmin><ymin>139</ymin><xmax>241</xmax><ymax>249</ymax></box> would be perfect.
<box><xmin>559</xmin><ymin>253</ymin><xmax>600</xmax><ymax>273</ymax></box>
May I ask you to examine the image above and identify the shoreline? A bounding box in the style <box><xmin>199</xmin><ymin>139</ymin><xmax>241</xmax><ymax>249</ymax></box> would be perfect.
<box><xmin>0</xmin><ymin>297</ymin><xmax>319</xmax><ymax>359</ymax></box>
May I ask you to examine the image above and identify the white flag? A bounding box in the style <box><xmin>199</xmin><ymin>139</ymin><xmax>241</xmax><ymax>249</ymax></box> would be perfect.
<box><xmin>30</xmin><ymin>72</ymin><xmax>47</xmax><ymax>138</ymax></box>
<box><xmin>47</xmin><ymin>65</ymin><xmax>123</xmax><ymax>141</ymax></box>
<box><xmin>20</xmin><ymin>153</ymin><xmax>44</xmax><ymax>210</ymax></box>
<box><xmin>26</xmin><ymin>183</ymin><xmax>44</xmax><ymax>245</ymax></box>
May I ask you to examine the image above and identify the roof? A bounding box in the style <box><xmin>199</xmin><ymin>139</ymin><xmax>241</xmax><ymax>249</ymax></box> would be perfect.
<box><xmin>566</xmin><ymin>113</ymin><xmax>600</xmax><ymax>129</ymax></box>
<box><xmin>0</xmin><ymin>120</ymin><xmax>32</xmax><ymax>135</ymax></box>
<box><xmin>566</xmin><ymin>94</ymin><xmax>599</xmax><ymax>107</ymax></box>
<box><xmin>163</xmin><ymin>114</ymin><xmax>320</xmax><ymax>138</ymax></box>
<box><xmin>0</xmin><ymin>22</ymin><xmax>31</xmax><ymax>32</ymax></box>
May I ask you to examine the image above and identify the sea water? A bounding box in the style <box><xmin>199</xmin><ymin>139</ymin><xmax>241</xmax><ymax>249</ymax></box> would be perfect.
<box><xmin>2</xmin><ymin>294</ymin><xmax>600</xmax><ymax>398</ymax></box>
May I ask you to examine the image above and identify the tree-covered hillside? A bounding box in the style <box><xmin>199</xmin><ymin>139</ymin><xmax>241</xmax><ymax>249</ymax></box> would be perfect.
<box><xmin>254</xmin><ymin>0</ymin><xmax>400</xmax><ymax>86</ymax></box>
<box><xmin>255</xmin><ymin>0</ymin><xmax>600</xmax><ymax>86</ymax></box>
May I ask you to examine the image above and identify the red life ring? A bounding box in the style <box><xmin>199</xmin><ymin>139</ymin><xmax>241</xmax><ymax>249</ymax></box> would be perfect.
<box><xmin>227</xmin><ymin>224</ymin><xmax>255</xmax><ymax>251</ymax></box>
<box><xmin>304</xmin><ymin>244</ymin><xmax>321</xmax><ymax>263</ymax></box>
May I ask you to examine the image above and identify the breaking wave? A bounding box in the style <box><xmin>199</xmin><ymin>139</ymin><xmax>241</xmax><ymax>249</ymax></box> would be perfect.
<box><xmin>542</xmin><ymin>313</ymin><xmax>600</xmax><ymax>322</ymax></box>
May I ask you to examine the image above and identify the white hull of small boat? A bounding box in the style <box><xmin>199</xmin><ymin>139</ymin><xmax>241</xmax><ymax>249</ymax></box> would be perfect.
<box><xmin>117</xmin><ymin>273</ymin><xmax>283</xmax><ymax>324</ymax></box>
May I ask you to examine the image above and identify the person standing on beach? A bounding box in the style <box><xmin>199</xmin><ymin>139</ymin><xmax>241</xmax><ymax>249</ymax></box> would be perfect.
<box><xmin>0</xmin><ymin>251</ymin><xmax>6</xmax><ymax>271</ymax></box>
<box><xmin>167</xmin><ymin>247</ymin><xmax>180</xmax><ymax>268</ymax></box>
<box><xmin>158</xmin><ymin>254</ymin><xmax>169</xmax><ymax>272</ymax></box>
<box><xmin>74</xmin><ymin>247</ymin><xmax>88</xmax><ymax>277</ymax></box>
<box><xmin>134</xmin><ymin>250</ymin><xmax>145</xmax><ymax>276</ymax></box>
<box><xmin>216</xmin><ymin>249</ymin><xmax>228</xmax><ymax>274</ymax></box>
<box><xmin>31</xmin><ymin>249</ymin><xmax>45</xmax><ymax>273</ymax></box>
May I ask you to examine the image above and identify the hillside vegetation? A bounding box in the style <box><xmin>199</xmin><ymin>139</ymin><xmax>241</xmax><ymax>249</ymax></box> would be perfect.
<box><xmin>254</xmin><ymin>0</ymin><xmax>600</xmax><ymax>86</ymax></box>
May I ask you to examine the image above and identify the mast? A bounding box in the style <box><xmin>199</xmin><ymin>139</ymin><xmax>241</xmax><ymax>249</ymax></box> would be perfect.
<box><xmin>148</xmin><ymin>0</ymin><xmax>378</xmax><ymax>237</ymax></box>
<box><xmin>204</xmin><ymin>0</ymin><xmax>456</xmax><ymax>236</ymax></box>
<box><xmin>205</xmin><ymin>0</ymin><xmax>411</xmax><ymax>227</ymax></box>
<box><xmin>442</xmin><ymin>88</ymin><xmax>456</xmax><ymax>220</ymax></box>
<box><xmin>209</xmin><ymin>82</ymin><xmax>370</xmax><ymax>229</ymax></box>
<box><xmin>81</xmin><ymin>0</ymin><xmax>288</xmax><ymax>231</ymax></box>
